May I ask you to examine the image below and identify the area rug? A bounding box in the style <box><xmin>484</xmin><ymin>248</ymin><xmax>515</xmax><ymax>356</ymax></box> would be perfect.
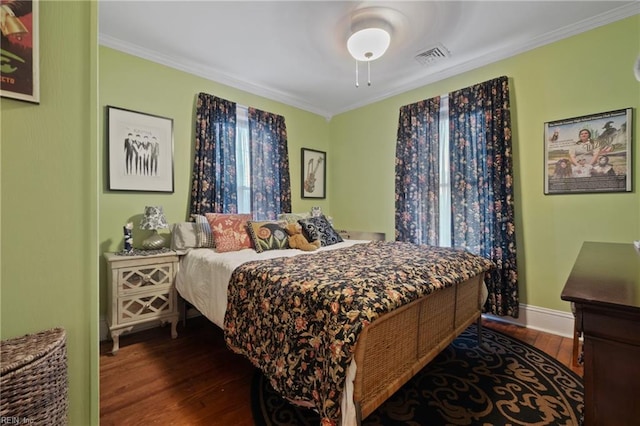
<box><xmin>251</xmin><ymin>325</ymin><xmax>584</xmax><ymax>425</ymax></box>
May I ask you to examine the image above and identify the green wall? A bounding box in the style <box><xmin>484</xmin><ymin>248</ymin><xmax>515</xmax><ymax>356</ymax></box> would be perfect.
<box><xmin>330</xmin><ymin>15</ymin><xmax>640</xmax><ymax>312</ymax></box>
<box><xmin>0</xmin><ymin>6</ymin><xmax>634</xmax><ymax>425</ymax></box>
<box><xmin>0</xmin><ymin>2</ymin><xmax>99</xmax><ymax>425</ymax></box>
<box><xmin>99</xmin><ymin>16</ymin><xmax>639</xmax><ymax>319</ymax></box>
<box><xmin>98</xmin><ymin>47</ymin><xmax>331</xmax><ymax>315</ymax></box>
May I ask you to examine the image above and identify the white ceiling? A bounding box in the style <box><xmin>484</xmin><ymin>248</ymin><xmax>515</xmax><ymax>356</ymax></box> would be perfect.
<box><xmin>99</xmin><ymin>1</ymin><xmax>639</xmax><ymax>119</ymax></box>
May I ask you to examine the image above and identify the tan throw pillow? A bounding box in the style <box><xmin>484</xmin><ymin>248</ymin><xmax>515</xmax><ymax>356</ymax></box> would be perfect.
<box><xmin>247</xmin><ymin>221</ymin><xmax>290</xmax><ymax>253</ymax></box>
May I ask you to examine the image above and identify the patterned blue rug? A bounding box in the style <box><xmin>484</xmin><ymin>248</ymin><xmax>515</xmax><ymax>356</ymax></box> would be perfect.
<box><xmin>252</xmin><ymin>325</ymin><xmax>583</xmax><ymax>425</ymax></box>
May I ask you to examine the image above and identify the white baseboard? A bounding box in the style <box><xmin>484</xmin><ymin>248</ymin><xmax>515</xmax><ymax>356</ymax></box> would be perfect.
<box><xmin>483</xmin><ymin>303</ymin><xmax>575</xmax><ymax>339</ymax></box>
<box><xmin>100</xmin><ymin>303</ymin><xmax>575</xmax><ymax>342</ymax></box>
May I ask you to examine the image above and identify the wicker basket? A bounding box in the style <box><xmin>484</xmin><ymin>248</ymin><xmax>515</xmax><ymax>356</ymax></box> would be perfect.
<box><xmin>1</xmin><ymin>328</ymin><xmax>68</xmax><ymax>425</ymax></box>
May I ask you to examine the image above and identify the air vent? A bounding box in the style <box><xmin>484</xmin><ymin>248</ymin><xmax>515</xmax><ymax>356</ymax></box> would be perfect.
<box><xmin>415</xmin><ymin>44</ymin><xmax>450</xmax><ymax>65</ymax></box>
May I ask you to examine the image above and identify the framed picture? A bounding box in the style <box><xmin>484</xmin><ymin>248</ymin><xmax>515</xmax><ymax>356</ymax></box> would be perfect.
<box><xmin>107</xmin><ymin>106</ymin><xmax>174</xmax><ymax>192</ymax></box>
<box><xmin>301</xmin><ymin>148</ymin><xmax>326</xmax><ymax>199</ymax></box>
<box><xmin>0</xmin><ymin>0</ymin><xmax>39</xmax><ymax>103</ymax></box>
<box><xmin>544</xmin><ymin>108</ymin><xmax>632</xmax><ymax>195</ymax></box>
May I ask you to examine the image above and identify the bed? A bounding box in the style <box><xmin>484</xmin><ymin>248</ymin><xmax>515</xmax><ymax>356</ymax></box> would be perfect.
<box><xmin>176</xmin><ymin>238</ymin><xmax>493</xmax><ymax>425</ymax></box>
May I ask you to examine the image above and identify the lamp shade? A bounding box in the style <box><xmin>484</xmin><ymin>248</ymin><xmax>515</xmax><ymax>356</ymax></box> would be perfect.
<box><xmin>139</xmin><ymin>206</ymin><xmax>169</xmax><ymax>230</ymax></box>
<box><xmin>347</xmin><ymin>27</ymin><xmax>390</xmax><ymax>62</ymax></box>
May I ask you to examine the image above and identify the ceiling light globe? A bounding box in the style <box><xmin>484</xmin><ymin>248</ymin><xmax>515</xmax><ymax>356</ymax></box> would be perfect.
<box><xmin>347</xmin><ymin>27</ymin><xmax>390</xmax><ymax>62</ymax></box>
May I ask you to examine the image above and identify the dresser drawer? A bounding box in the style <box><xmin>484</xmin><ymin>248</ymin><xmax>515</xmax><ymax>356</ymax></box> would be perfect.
<box><xmin>582</xmin><ymin>305</ymin><xmax>640</xmax><ymax>346</ymax></box>
<box><xmin>117</xmin><ymin>262</ymin><xmax>174</xmax><ymax>295</ymax></box>
<box><xmin>117</xmin><ymin>290</ymin><xmax>176</xmax><ymax>324</ymax></box>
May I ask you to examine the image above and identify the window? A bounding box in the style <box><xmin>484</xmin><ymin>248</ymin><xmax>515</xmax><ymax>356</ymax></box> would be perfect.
<box><xmin>395</xmin><ymin>77</ymin><xmax>518</xmax><ymax>316</ymax></box>
<box><xmin>438</xmin><ymin>94</ymin><xmax>451</xmax><ymax>247</ymax></box>
<box><xmin>236</xmin><ymin>106</ymin><xmax>251</xmax><ymax>214</ymax></box>
<box><xmin>191</xmin><ymin>93</ymin><xmax>291</xmax><ymax>219</ymax></box>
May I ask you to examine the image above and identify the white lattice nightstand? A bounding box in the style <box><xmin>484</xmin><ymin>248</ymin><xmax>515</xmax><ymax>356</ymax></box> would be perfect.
<box><xmin>104</xmin><ymin>251</ymin><xmax>179</xmax><ymax>354</ymax></box>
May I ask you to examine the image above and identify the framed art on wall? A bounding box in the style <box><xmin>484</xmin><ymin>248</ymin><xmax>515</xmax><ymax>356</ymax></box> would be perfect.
<box><xmin>107</xmin><ymin>106</ymin><xmax>174</xmax><ymax>192</ymax></box>
<box><xmin>301</xmin><ymin>148</ymin><xmax>326</xmax><ymax>199</ymax></box>
<box><xmin>544</xmin><ymin>108</ymin><xmax>632</xmax><ymax>195</ymax></box>
<box><xmin>0</xmin><ymin>0</ymin><xmax>39</xmax><ymax>103</ymax></box>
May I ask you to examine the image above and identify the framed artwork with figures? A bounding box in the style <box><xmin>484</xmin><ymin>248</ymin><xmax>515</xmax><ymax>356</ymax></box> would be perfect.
<box><xmin>544</xmin><ymin>108</ymin><xmax>632</xmax><ymax>195</ymax></box>
<box><xmin>107</xmin><ymin>105</ymin><xmax>174</xmax><ymax>193</ymax></box>
<box><xmin>301</xmin><ymin>148</ymin><xmax>326</xmax><ymax>199</ymax></box>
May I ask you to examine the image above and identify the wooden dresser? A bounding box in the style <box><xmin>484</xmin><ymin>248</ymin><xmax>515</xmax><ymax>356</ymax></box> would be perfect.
<box><xmin>561</xmin><ymin>241</ymin><xmax>640</xmax><ymax>425</ymax></box>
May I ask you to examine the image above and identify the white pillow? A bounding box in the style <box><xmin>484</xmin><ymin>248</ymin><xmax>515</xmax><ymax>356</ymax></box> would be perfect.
<box><xmin>170</xmin><ymin>222</ymin><xmax>199</xmax><ymax>254</ymax></box>
<box><xmin>277</xmin><ymin>212</ymin><xmax>311</xmax><ymax>224</ymax></box>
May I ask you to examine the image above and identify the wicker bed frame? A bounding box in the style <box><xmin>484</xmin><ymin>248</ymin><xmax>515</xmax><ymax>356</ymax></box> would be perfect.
<box><xmin>176</xmin><ymin>243</ymin><xmax>487</xmax><ymax>425</ymax></box>
<box><xmin>352</xmin><ymin>273</ymin><xmax>484</xmax><ymax>423</ymax></box>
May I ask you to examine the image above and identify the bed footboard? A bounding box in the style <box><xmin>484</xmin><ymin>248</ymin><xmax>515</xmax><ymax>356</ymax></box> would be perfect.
<box><xmin>352</xmin><ymin>274</ymin><xmax>483</xmax><ymax>422</ymax></box>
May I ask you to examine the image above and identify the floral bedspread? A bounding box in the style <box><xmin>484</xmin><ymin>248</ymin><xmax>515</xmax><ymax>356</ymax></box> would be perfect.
<box><xmin>223</xmin><ymin>241</ymin><xmax>494</xmax><ymax>425</ymax></box>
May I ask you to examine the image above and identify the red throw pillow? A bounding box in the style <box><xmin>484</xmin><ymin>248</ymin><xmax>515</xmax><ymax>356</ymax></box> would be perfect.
<box><xmin>205</xmin><ymin>213</ymin><xmax>253</xmax><ymax>252</ymax></box>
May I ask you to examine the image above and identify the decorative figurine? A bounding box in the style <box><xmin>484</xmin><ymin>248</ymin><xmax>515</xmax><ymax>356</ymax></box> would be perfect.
<box><xmin>123</xmin><ymin>222</ymin><xmax>133</xmax><ymax>253</ymax></box>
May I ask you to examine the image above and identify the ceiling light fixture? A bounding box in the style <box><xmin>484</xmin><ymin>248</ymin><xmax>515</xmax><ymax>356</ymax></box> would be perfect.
<box><xmin>347</xmin><ymin>15</ymin><xmax>391</xmax><ymax>88</ymax></box>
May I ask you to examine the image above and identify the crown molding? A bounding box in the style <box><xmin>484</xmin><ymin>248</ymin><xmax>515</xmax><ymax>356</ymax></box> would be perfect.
<box><xmin>99</xmin><ymin>3</ymin><xmax>639</xmax><ymax>120</ymax></box>
<box><xmin>333</xmin><ymin>3</ymin><xmax>640</xmax><ymax>116</ymax></box>
<box><xmin>99</xmin><ymin>34</ymin><xmax>335</xmax><ymax>120</ymax></box>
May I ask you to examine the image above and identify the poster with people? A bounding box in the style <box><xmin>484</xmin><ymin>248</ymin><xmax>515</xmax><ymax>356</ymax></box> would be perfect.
<box><xmin>544</xmin><ymin>108</ymin><xmax>632</xmax><ymax>194</ymax></box>
<box><xmin>108</xmin><ymin>106</ymin><xmax>174</xmax><ymax>193</ymax></box>
<box><xmin>0</xmin><ymin>0</ymin><xmax>39</xmax><ymax>103</ymax></box>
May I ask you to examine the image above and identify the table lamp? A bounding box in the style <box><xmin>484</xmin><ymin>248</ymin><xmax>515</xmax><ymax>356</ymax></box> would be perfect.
<box><xmin>139</xmin><ymin>206</ymin><xmax>169</xmax><ymax>250</ymax></box>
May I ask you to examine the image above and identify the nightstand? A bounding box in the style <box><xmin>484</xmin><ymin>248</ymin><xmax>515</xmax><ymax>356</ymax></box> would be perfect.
<box><xmin>338</xmin><ymin>230</ymin><xmax>386</xmax><ymax>241</ymax></box>
<box><xmin>104</xmin><ymin>251</ymin><xmax>179</xmax><ymax>354</ymax></box>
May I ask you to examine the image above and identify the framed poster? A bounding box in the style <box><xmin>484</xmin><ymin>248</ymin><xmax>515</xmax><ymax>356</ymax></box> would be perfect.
<box><xmin>0</xmin><ymin>0</ymin><xmax>39</xmax><ymax>103</ymax></box>
<box><xmin>301</xmin><ymin>148</ymin><xmax>326</xmax><ymax>199</ymax></box>
<box><xmin>544</xmin><ymin>108</ymin><xmax>632</xmax><ymax>194</ymax></box>
<box><xmin>107</xmin><ymin>106</ymin><xmax>174</xmax><ymax>193</ymax></box>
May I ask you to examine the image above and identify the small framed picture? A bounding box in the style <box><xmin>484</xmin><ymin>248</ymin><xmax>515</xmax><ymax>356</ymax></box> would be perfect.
<box><xmin>301</xmin><ymin>148</ymin><xmax>326</xmax><ymax>199</ymax></box>
<box><xmin>107</xmin><ymin>106</ymin><xmax>174</xmax><ymax>192</ymax></box>
<box><xmin>544</xmin><ymin>108</ymin><xmax>632</xmax><ymax>194</ymax></box>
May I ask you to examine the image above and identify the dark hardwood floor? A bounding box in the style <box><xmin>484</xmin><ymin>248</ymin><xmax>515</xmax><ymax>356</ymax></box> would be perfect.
<box><xmin>100</xmin><ymin>316</ymin><xmax>583</xmax><ymax>425</ymax></box>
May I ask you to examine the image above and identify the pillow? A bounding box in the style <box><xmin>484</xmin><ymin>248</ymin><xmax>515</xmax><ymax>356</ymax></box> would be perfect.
<box><xmin>277</xmin><ymin>212</ymin><xmax>310</xmax><ymax>224</ymax></box>
<box><xmin>205</xmin><ymin>213</ymin><xmax>253</xmax><ymax>253</ymax></box>
<box><xmin>170</xmin><ymin>222</ymin><xmax>198</xmax><ymax>253</ymax></box>
<box><xmin>247</xmin><ymin>221</ymin><xmax>290</xmax><ymax>253</ymax></box>
<box><xmin>192</xmin><ymin>214</ymin><xmax>215</xmax><ymax>248</ymax></box>
<box><xmin>298</xmin><ymin>215</ymin><xmax>343</xmax><ymax>247</ymax></box>
<box><xmin>282</xmin><ymin>208</ymin><xmax>334</xmax><ymax>226</ymax></box>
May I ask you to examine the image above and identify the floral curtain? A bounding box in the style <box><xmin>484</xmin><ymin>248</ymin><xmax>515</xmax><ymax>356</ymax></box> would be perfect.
<box><xmin>395</xmin><ymin>97</ymin><xmax>441</xmax><ymax>245</ymax></box>
<box><xmin>248</xmin><ymin>108</ymin><xmax>292</xmax><ymax>220</ymax></box>
<box><xmin>449</xmin><ymin>76</ymin><xmax>518</xmax><ymax>316</ymax></box>
<box><xmin>190</xmin><ymin>93</ymin><xmax>238</xmax><ymax>215</ymax></box>
<box><xmin>394</xmin><ymin>76</ymin><xmax>518</xmax><ymax>317</ymax></box>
